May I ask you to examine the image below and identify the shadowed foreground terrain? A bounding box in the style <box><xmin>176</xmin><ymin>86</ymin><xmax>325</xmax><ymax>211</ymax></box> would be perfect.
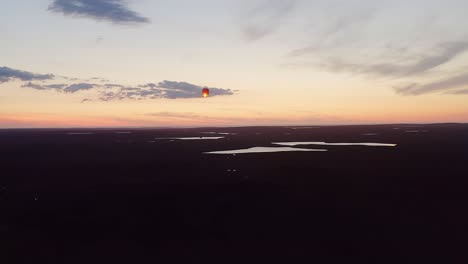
<box><xmin>2</xmin><ymin>124</ymin><xmax>468</xmax><ymax>262</ymax></box>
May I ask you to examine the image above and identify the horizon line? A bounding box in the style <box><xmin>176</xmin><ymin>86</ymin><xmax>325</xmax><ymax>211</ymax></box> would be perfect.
<box><xmin>0</xmin><ymin>122</ymin><xmax>466</xmax><ymax>130</ymax></box>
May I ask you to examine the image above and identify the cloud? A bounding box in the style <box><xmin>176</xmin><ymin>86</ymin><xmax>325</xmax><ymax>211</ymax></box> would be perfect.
<box><xmin>97</xmin><ymin>86</ymin><xmax>159</xmax><ymax>101</ymax></box>
<box><xmin>99</xmin><ymin>81</ymin><xmax>234</xmax><ymax>101</ymax></box>
<box><xmin>322</xmin><ymin>42</ymin><xmax>468</xmax><ymax>77</ymax></box>
<box><xmin>22</xmin><ymin>82</ymin><xmax>65</xmax><ymax>91</ymax></box>
<box><xmin>242</xmin><ymin>0</ymin><xmax>296</xmax><ymax>41</ymax></box>
<box><xmin>285</xmin><ymin>40</ymin><xmax>468</xmax><ymax>96</ymax></box>
<box><xmin>22</xmin><ymin>82</ymin><xmax>95</xmax><ymax>93</ymax></box>
<box><xmin>278</xmin><ymin>1</ymin><xmax>468</xmax><ymax>96</ymax></box>
<box><xmin>289</xmin><ymin>9</ymin><xmax>375</xmax><ymax>57</ymax></box>
<box><xmin>9</xmin><ymin>64</ymin><xmax>235</xmax><ymax>100</ymax></box>
<box><xmin>48</xmin><ymin>0</ymin><xmax>150</xmax><ymax>25</ymax></box>
<box><xmin>140</xmin><ymin>83</ymin><xmax>158</xmax><ymax>89</ymax></box>
<box><xmin>157</xmin><ymin>81</ymin><xmax>197</xmax><ymax>91</ymax></box>
<box><xmin>159</xmin><ymin>80</ymin><xmax>234</xmax><ymax>99</ymax></box>
<box><xmin>447</xmin><ymin>89</ymin><xmax>468</xmax><ymax>95</ymax></box>
<box><xmin>0</xmin><ymin>66</ymin><xmax>54</xmax><ymax>83</ymax></box>
<box><xmin>23</xmin><ymin>81</ymin><xmax>234</xmax><ymax>100</ymax></box>
<box><xmin>395</xmin><ymin>73</ymin><xmax>468</xmax><ymax>95</ymax></box>
<box><xmin>103</xmin><ymin>83</ymin><xmax>125</xmax><ymax>88</ymax></box>
<box><xmin>63</xmin><ymin>83</ymin><xmax>96</xmax><ymax>93</ymax></box>
<box><xmin>46</xmin><ymin>84</ymin><xmax>68</xmax><ymax>89</ymax></box>
<box><xmin>88</xmin><ymin>77</ymin><xmax>109</xmax><ymax>82</ymax></box>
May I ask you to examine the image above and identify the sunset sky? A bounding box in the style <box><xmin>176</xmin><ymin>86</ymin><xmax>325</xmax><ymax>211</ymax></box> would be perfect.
<box><xmin>1</xmin><ymin>0</ymin><xmax>468</xmax><ymax>128</ymax></box>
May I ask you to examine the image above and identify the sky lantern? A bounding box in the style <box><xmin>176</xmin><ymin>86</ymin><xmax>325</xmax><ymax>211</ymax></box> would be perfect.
<box><xmin>202</xmin><ymin>87</ymin><xmax>209</xmax><ymax>98</ymax></box>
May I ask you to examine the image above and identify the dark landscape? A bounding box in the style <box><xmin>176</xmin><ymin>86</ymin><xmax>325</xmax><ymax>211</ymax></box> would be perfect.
<box><xmin>2</xmin><ymin>124</ymin><xmax>468</xmax><ymax>262</ymax></box>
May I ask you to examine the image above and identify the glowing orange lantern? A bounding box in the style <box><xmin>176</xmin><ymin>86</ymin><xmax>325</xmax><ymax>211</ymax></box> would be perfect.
<box><xmin>202</xmin><ymin>87</ymin><xmax>209</xmax><ymax>98</ymax></box>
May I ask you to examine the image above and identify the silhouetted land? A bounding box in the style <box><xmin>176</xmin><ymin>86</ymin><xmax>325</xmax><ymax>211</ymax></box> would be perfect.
<box><xmin>2</xmin><ymin>124</ymin><xmax>468</xmax><ymax>263</ymax></box>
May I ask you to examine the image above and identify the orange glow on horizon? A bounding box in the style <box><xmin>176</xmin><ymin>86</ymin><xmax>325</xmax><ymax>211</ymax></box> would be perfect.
<box><xmin>1</xmin><ymin>108</ymin><xmax>467</xmax><ymax>129</ymax></box>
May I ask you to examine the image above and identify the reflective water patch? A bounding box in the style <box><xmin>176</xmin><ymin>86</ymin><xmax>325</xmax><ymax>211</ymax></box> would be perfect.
<box><xmin>156</xmin><ymin>137</ymin><xmax>224</xmax><ymax>140</ymax></box>
<box><xmin>290</xmin><ymin>127</ymin><xmax>321</xmax><ymax>130</ymax></box>
<box><xmin>201</xmin><ymin>132</ymin><xmax>236</xmax><ymax>135</ymax></box>
<box><xmin>273</xmin><ymin>142</ymin><xmax>397</xmax><ymax>147</ymax></box>
<box><xmin>204</xmin><ymin>147</ymin><xmax>327</xmax><ymax>154</ymax></box>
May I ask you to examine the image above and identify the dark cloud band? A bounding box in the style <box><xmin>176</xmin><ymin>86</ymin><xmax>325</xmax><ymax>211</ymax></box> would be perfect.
<box><xmin>20</xmin><ymin>78</ymin><xmax>234</xmax><ymax>100</ymax></box>
<box><xmin>48</xmin><ymin>0</ymin><xmax>149</xmax><ymax>25</ymax></box>
<box><xmin>0</xmin><ymin>66</ymin><xmax>54</xmax><ymax>83</ymax></box>
<box><xmin>22</xmin><ymin>82</ymin><xmax>96</xmax><ymax>93</ymax></box>
<box><xmin>2</xmin><ymin>66</ymin><xmax>234</xmax><ymax>100</ymax></box>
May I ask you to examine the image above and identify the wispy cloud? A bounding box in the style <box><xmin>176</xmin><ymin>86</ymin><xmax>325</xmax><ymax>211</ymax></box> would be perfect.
<box><xmin>22</xmin><ymin>82</ymin><xmax>65</xmax><ymax>91</ymax></box>
<box><xmin>242</xmin><ymin>0</ymin><xmax>296</xmax><ymax>41</ymax></box>
<box><xmin>0</xmin><ymin>66</ymin><xmax>54</xmax><ymax>83</ymax></box>
<box><xmin>321</xmin><ymin>42</ymin><xmax>468</xmax><ymax>78</ymax></box>
<box><xmin>48</xmin><ymin>0</ymin><xmax>150</xmax><ymax>25</ymax></box>
<box><xmin>64</xmin><ymin>83</ymin><xmax>96</xmax><ymax>93</ymax></box>
<box><xmin>289</xmin><ymin>8</ymin><xmax>375</xmax><ymax>56</ymax></box>
<box><xmin>22</xmin><ymin>82</ymin><xmax>96</xmax><ymax>93</ymax></box>
<box><xmin>395</xmin><ymin>73</ymin><xmax>468</xmax><ymax>95</ymax></box>
<box><xmin>278</xmin><ymin>1</ymin><xmax>468</xmax><ymax>96</ymax></box>
<box><xmin>447</xmin><ymin>89</ymin><xmax>468</xmax><ymax>95</ymax></box>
